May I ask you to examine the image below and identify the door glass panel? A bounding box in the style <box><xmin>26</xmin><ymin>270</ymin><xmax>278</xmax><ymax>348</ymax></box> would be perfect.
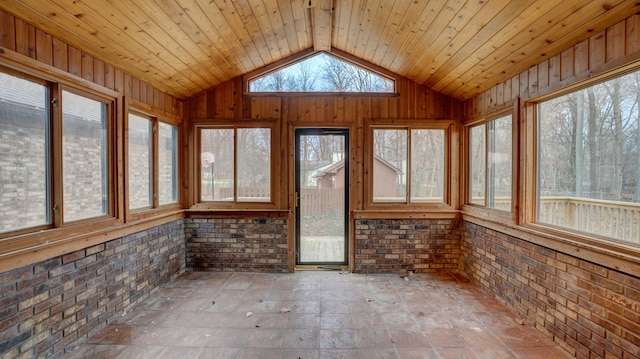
<box><xmin>297</xmin><ymin>132</ymin><xmax>347</xmax><ymax>264</ymax></box>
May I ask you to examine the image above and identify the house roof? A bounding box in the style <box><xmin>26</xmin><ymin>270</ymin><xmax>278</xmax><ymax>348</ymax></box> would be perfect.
<box><xmin>1</xmin><ymin>1</ymin><xmax>637</xmax><ymax>100</ymax></box>
<box><xmin>314</xmin><ymin>155</ymin><xmax>402</xmax><ymax>179</ymax></box>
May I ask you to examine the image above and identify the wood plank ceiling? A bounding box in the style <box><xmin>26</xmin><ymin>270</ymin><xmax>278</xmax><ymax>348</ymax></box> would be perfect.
<box><xmin>1</xmin><ymin>0</ymin><xmax>638</xmax><ymax>100</ymax></box>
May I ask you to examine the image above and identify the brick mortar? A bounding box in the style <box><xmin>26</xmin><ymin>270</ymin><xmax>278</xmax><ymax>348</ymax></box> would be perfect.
<box><xmin>354</xmin><ymin>218</ymin><xmax>462</xmax><ymax>274</ymax></box>
<box><xmin>459</xmin><ymin>221</ymin><xmax>640</xmax><ymax>359</ymax></box>
<box><xmin>0</xmin><ymin>219</ymin><xmax>186</xmax><ymax>358</ymax></box>
<box><xmin>184</xmin><ymin>217</ymin><xmax>288</xmax><ymax>273</ymax></box>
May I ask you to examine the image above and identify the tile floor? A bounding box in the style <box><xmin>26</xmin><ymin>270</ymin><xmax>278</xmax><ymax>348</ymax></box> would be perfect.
<box><xmin>69</xmin><ymin>271</ymin><xmax>572</xmax><ymax>359</ymax></box>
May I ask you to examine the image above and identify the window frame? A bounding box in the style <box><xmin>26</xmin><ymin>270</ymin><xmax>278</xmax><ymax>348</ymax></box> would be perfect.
<box><xmin>190</xmin><ymin>118</ymin><xmax>279</xmax><ymax>210</ymax></box>
<box><xmin>463</xmin><ymin>111</ymin><xmax>515</xmax><ymax>218</ymax></box>
<box><xmin>0</xmin><ymin>67</ymin><xmax>53</xmax><ymax>237</ymax></box>
<box><xmin>363</xmin><ymin>119</ymin><xmax>454</xmax><ymax>211</ymax></box>
<box><xmin>524</xmin><ymin>68</ymin><xmax>640</xmax><ymax>247</ymax></box>
<box><xmin>243</xmin><ymin>49</ymin><xmax>399</xmax><ymax>96</ymax></box>
<box><xmin>124</xmin><ymin>98</ymin><xmax>182</xmax><ymax>221</ymax></box>
<box><xmin>0</xmin><ymin>65</ymin><xmax>120</xmax><ymax>242</ymax></box>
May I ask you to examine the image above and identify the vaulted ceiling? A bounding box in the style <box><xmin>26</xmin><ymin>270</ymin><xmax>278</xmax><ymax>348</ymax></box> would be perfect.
<box><xmin>2</xmin><ymin>0</ymin><xmax>638</xmax><ymax>100</ymax></box>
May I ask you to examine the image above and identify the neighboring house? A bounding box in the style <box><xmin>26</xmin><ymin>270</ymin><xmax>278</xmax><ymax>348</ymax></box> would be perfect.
<box><xmin>313</xmin><ymin>156</ymin><xmax>402</xmax><ymax>198</ymax></box>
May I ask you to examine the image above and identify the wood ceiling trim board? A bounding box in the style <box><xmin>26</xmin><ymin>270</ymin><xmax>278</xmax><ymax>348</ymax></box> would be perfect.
<box><xmin>311</xmin><ymin>0</ymin><xmax>334</xmax><ymax>52</ymax></box>
<box><xmin>444</xmin><ymin>0</ymin><xmax>635</xmax><ymax>99</ymax></box>
<box><xmin>49</xmin><ymin>0</ymin><xmax>209</xmax><ymax>94</ymax></box>
<box><xmin>233</xmin><ymin>0</ymin><xmax>275</xmax><ymax>65</ymax></box>
<box><xmin>425</xmin><ymin>0</ymin><xmax>566</xmax><ymax>94</ymax></box>
<box><xmin>394</xmin><ymin>0</ymin><xmax>469</xmax><ymax>77</ymax></box>
<box><xmin>384</xmin><ymin>0</ymin><xmax>448</xmax><ymax>73</ymax></box>
<box><xmin>372</xmin><ymin>0</ymin><xmax>425</xmax><ymax>68</ymax></box>
<box><xmin>368</xmin><ymin>0</ymin><xmax>411</xmax><ymax>65</ymax></box>
<box><xmin>419</xmin><ymin>0</ymin><xmax>546</xmax><ymax>90</ymax></box>
<box><xmin>171</xmin><ymin>0</ymin><xmax>253</xmax><ymax>74</ymax></box>
<box><xmin>145</xmin><ymin>0</ymin><xmax>237</xmax><ymax>83</ymax></box>
<box><xmin>105</xmin><ymin>0</ymin><xmax>219</xmax><ymax>90</ymax></box>
<box><xmin>275</xmin><ymin>0</ymin><xmax>304</xmax><ymax>56</ymax></box>
<box><xmin>362</xmin><ymin>0</ymin><xmax>398</xmax><ymax>62</ymax></box>
<box><xmin>408</xmin><ymin>1</ymin><xmax>496</xmax><ymax>79</ymax></box>
<box><xmin>352</xmin><ymin>0</ymin><xmax>383</xmax><ymax>60</ymax></box>
<box><xmin>289</xmin><ymin>0</ymin><xmax>313</xmax><ymax>50</ymax></box>
<box><xmin>10</xmin><ymin>0</ymin><xmax>193</xmax><ymax>97</ymax></box>
<box><xmin>264</xmin><ymin>0</ymin><xmax>296</xmax><ymax>57</ymax></box>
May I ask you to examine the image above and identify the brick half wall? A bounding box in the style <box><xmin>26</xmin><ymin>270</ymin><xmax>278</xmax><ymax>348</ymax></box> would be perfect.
<box><xmin>0</xmin><ymin>219</ymin><xmax>186</xmax><ymax>358</ymax></box>
<box><xmin>185</xmin><ymin>218</ymin><xmax>288</xmax><ymax>272</ymax></box>
<box><xmin>354</xmin><ymin>218</ymin><xmax>461</xmax><ymax>274</ymax></box>
<box><xmin>459</xmin><ymin>221</ymin><xmax>640</xmax><ymax>358</ymax></box>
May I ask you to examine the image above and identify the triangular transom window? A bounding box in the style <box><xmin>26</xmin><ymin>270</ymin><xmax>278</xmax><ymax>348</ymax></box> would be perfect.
<box><xmin>248</xmin><ymin>53</ymin><xmax>394</xmax><ymax>93</ymax></box>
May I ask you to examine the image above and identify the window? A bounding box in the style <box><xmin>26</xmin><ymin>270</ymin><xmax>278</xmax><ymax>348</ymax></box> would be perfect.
<box><xmin>158</xmin><ymin>122</ymin><xmax>179</xmax><ymax>205</ymax></box>
<box><xmin>199</xmin><ymin>126</ymin><xmax>271</xmax><ymax>203</ymax></box>
<box><xmin>248</xmin><ymin>52</ymin><xmax>394</xmax><ymax>93</ymax></box>
<box><xmin>62</xmin><ymin>90</ymin><xmax>109</xmax><ymax>222</ymax></box>
<box><xmin>371</xmin><ymin>127</ymin><xmax>445</xmax><ymax>204</ymax></box>
<box><xmin>128</xmin><ymin>113</ymin><xmax>152</xmax><ymax>209</ymax></box>
<box><xmin>468</xmin><ymin>115</ymin><xmax>513</xmax><ymax>211</ymax></box>
<box><xmin>0</xmin><ymin>68</ymin><xmax>115</xmax><ymax>237</ymax></box>
<box><xmin>537</xmin><ymin>71</ymin><xmax>640</xmax><ymax>243</ymax></box>
<box><xmin>127</xmin><ymin>109</ymin><xmax>180</xmax><ymax>213</ymax></box>
<box><xmin>0</xmin><ymin>72</ymin><xmax>49</xmax><ymax>233</ymax></box>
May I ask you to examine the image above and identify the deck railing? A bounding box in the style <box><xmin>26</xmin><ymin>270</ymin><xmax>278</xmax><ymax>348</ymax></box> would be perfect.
<box><xmin>538</xmin><ymin>197</ymin><xmax>640</xmax><ymax>244</ymax></box>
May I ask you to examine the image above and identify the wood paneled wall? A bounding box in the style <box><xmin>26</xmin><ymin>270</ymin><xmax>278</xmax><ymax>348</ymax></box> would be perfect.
<box><xmin>187</xmin><ymin>77</ymin><xmax>458</xmax><ymax>121</ymax></box>
<box><xmin>0</xmin><ymin>9</ymin><xmax>183</xmax><ymax>117</ymax></box>
<box><xmin>464</xmin><ymin>14</ymin><xmax>640</xmax><ymax>118</ymax></box>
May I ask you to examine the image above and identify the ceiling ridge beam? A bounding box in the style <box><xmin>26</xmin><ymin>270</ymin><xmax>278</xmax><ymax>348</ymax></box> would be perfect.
<box><xmin>310</xmin><ymin>0</ymin><xmax>334</xmax><ymax>52</ymax></box>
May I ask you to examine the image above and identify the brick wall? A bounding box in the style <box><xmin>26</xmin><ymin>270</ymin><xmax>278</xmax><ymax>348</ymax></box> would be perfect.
<box><xmin>0</xmin><ymin>220</ymin><xmax>185</xmax><ymax>358</ymax></box>
<box><xmin>185</xmin><ymin>217</ymin><xmax>288</xmax><ymax>272</ymax></box>
<box><xmin>459</xmin><ymin>221</ymin><xmax>640</xmax><ymax>359</ymax></box>
<box><xmin>354</xmin><ymin>218</ymin><xmax>461</xmax><ymax>274</ymax></box>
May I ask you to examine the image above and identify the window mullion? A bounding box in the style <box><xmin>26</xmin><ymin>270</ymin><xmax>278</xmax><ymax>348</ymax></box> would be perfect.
<box><xmin>233</xmin><ymin>128</ymin><xmax>238</xmax><ymax>203</ymax></box>
<box><xmin>51</xmin><ymin>83</ymin><xmax>63</xmax><ymax>228</ymax></box>
<box><xmin>406</xmin><ymin>128</ymin><xmax>411</xmax><ymax>205</ymax></box>
<box><xmin>152</xmin><ymin>119</ymin><xmax>159</xmax><ymax>208</ymax></box>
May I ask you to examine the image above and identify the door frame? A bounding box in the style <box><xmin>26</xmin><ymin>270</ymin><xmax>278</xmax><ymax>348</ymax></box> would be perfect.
<box><xmin>294</xmin><ymin>128</ymin><xmax>350</xmax><ymax>267</ymax></box>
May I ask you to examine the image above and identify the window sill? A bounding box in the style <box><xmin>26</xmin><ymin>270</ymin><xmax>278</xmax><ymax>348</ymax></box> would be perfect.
<box><xmin>0</xmin><ymin>211</ymin><xmax>184</xmax><ymax>273</ymax></box>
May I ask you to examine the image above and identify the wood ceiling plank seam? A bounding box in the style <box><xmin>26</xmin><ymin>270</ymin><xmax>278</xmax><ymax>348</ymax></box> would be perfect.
<box><xmin>439</xmin><ymin>0</ymin><xmax>628</xmax><ymax>95</ymax></box>
<box><xmin>168</xmin><ymin>0</ymin><xmax>248</xmax><ymax>75</ymax></box>
<box><xmin>368</xmin><ymin>0</ymin><xmax>412</xmax><ymax>65</ymax></box>
<box><xmin>233</xmin><ymin>0</ymin><xmax>275</xmax><ymax>65</ymax></box>
<box><xmin>235</xmin><ymin>0</ymin><xmax>283</xmax><ymax>63</ymax></box>
<box><xmin>195</xmin><ymin>0</ymin><xmax>264</xmax><ymax>70</ymax></box>
<box><xmin>342</xmin><ymin>0</ymin><xmax>368</xmax><ymax>56</ymax></box>
<box><xmin>352</xmin><ymin>0</ymin><xmax>383</xmax><ymax>60</ymax></box>
<box><xmin>444</xmin><ymin>0</ymin><xmax>633</xmax><ymax>99</ymax></box>
<box><xmin>409</xmin><ymin>0</ymin><xmax>508</xmax><ymax>84</ymax></box>
<box><xmin>456</xmin><ymin>3</ymin><xmax>638</xmax><ymax>97</ymax></box>
<box><xmin>311</xmin><ymin>0</ymin><xmax>333</xmax><ymax>52</ymax></box>
<box><xmin>372</xmin><ymin>0</ymin><xmax>426</xmax><ymax>68</ymax></box>
<box><xmin>383</xmin><ymin>0</ymin><xmax>448</xmax><ymax>73</ymax></box>
<box><xmin>361</xmin><ymin>0</ymin><xmax>398</xmax><ymax>62</ymax></box>
<box><xmin>273</xmin><ymin>0</ymin><xmax>301</xmax><ymax>57</ymax></box>
<box><xmin>48</xmin><ymin>0</ymin><xmax>209</xmax><ymax>93</ymax></box>
<box><xmin>424</xmin><ymin>0</ymin><xmax>560</xmax><ymax>92</ymax></box>
<box><xmin>142</xmin><ymin>0</ymin><xmax>237</xmax><ymax>84</ymax></box>
<box><xmin>10</xmin><ymin>0</ymin><xmax>194</xmax><ymax>97</ymax></box>
<box><xmin>263</xmin><ymin>0</ymin><xmax>294</xmax><ymax>56</ymax></box>
<box><xmin>332</xmin><ymin>0</ymin><xmax>355</xmax><ymax>51</ymax></box>
<box><xmin>108</xmin><ymin>0</ymin><xmax>221</xmax><ymax>90</ymax></box>
<box><xmin>393</xmin><ymin>0</ymin><xmax>469</xmax><ymax>76</ymax></box>
<box><xmin>289</xmin><ymin>0</ymin><xmax>313</xmax><ymax>50</ymax></box>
